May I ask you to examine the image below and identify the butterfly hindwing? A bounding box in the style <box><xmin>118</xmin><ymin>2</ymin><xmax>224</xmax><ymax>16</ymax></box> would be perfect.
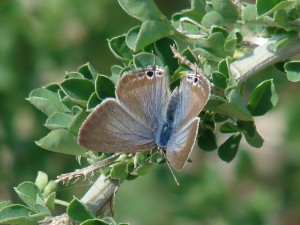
<box><xmin>166</xmin><ymin>117</ymin><xmax>200</xmax><ymax>170</ymax></box>
<box><xmin>78</xmin><ymin>99</ymin><xmax>156</xmax><ymax>152</ymax></box>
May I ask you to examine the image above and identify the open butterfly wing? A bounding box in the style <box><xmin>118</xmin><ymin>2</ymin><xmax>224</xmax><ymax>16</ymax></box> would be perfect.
<box><xmin>116</xmin><ymin>67</ymin><xmax>170</xmax><ymax>130</ymax></box>
<box><xmin>166</xmin><ymin>73</ymin><xmax>210</xmax><ymax>170</ymax></box>
<box><xmin>78</xmin><ymin>99</ymin><xmax>156</xmax><ymax>152</ymax></box>
<box><xmin>166</xmin><ymin>118</ymin><xmax>200</xmax><ymax>170</ymax></box>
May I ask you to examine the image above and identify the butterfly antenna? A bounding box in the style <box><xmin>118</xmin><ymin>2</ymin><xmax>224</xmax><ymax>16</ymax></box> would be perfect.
<box><xmin>161</xmin><ymin>150</ymin><xmax>180</xmax><ymax>186</ymax></box>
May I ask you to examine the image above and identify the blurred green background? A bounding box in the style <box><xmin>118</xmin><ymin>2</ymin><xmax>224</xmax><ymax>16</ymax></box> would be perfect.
<box><xmin>1</xmin><ymin>1</ymin><xmax>300</xmax><ymax>225</ymax></box>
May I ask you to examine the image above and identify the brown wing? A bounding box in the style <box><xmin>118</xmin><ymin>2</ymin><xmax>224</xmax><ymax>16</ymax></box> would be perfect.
<box><xmin>78</xmin><ymin>99</ymin><xmax>156</xmax><ymax>152</ymax></box>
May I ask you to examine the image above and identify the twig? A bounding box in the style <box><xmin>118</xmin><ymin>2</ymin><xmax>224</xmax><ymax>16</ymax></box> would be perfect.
<box><xmin>176</xmin><ymin>17</ymin><xmax>208</xmax><ymax>39</ymax></box>
<box><xmin>170</xmin><ymin>45</ymin><xmax>203</xmax><ymax>73</ymax></box>
<box><xmin>230</xmin><ymin>37</ymin><xmax>300</xmax><ymax>83</ymax></box>
<box><xmin>55</xmin><ymin>153</ymin><xmax>122</xmax><ymax>185</ymax></box>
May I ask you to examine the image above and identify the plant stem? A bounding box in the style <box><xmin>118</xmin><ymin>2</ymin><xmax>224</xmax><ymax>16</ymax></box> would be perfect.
<box><xmin>80</xmin><ymin>174</ymin><xmax>119</xmax><ymax>216</ymax></box>
<box><xmin>230</xmin><ymin>36</ymin><xmax>300</xmax><ymax>83</ymax></box>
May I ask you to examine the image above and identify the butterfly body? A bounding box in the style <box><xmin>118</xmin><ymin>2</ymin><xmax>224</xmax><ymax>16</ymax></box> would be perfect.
<box><xmin>78</xmin><ymin>66</ymin><xmax>211</xmax><ymax>170</ymax></box>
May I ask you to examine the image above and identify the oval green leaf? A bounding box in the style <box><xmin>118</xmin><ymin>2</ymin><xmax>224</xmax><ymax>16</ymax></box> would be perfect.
<box><xmin>118</xmin><ymin>0</ymin><xmax>164</xmax><ymax>21</ymax></box>
<box><xmin>60</xmin><ymin>78</ymin><xmax>94</xmax><ymax>104</ymax></box>
<box><xmin>45</xmin><ymin>112</ymin><xmax>73</xmax><ymax>130</ymax></box>
<box><xmin>133</xmin><ymin>52</ymin><xmax>163</xmax><ymax>68</ymax></box>
<box><xmin>27</xmin><ymin>88</ymin><xmax>70</xmax><ymax>116</ymax></box>
<box><xmin>67</xmin><ymin>198</ymin><xmax>94</xmax><ymax>222</ymax></box>
<box><xmin>108</xmin><ymin>35</ymin><xmax>134</xmax><ymax>62</ymax></box>
<box><xmin>284</xmin><ymin>61</ymin><xmax>300</xmax><ymax>82</ymax></box>
<box><xmin>247</xmin><ymin>79</ymin><xmax>278</xmax><ymax>116</ymax></box>
<box><xmin>218</xmin><ymin>133</ymin><xmax>242</xmax><ymax>162</ymax></box>
<box><xmin>36</xmin><ymin>129</ymin><xmax>86</xmax><ymax>156</ymax></box>
<box><xmin>95</xmin><ymin>75</ymin><xmax>115</xmax><ymax>100</ymax></box>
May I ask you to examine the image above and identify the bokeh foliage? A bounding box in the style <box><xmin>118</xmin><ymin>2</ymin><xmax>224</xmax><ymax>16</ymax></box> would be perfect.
<box><xmin>1</xmin><ymin>0</ymin><xmax>300</xmax><ymax>225</ymax></box>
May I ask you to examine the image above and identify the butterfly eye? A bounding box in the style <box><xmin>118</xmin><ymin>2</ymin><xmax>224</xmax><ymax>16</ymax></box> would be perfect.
<box><xmin>146</xmin><ymin>70</ymin><xmax>154</xmax><ymax>78</ymax></box>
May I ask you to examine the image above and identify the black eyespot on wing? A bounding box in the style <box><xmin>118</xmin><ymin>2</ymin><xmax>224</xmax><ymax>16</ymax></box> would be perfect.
<box><xmin>146</xmin><ymin>70</ymin><xmax>154</xmax><ymax>78</ymax></box>
<box><xmin>156</xmin><ymin>69</ymin><xmax>163</xmax><ymax>76</ymax></box>
<box><xmin>193</xmin><ymin>77</ymin><xmax>199</xmax><ymax>84</ymax></box>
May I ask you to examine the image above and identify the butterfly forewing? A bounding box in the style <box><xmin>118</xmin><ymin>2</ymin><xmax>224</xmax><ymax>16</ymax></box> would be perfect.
<box><xmin>78</xmin><ymin>99</ymin><xmax>156</xmax><ymax>152</ymax></box>
<box><xmin>173</xmin><ymin>73</ymin><xmax>210</xmax><ymax>130</ymax></box>
<box><xmin>116</xmin><ymin>67</ymin><xmax>170</xmax><ymax>131</ymax></box>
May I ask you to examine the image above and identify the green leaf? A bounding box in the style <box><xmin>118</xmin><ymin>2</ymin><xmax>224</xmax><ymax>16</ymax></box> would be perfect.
<box><xmin>224</xmin><ymin>31</ymin><xmax>237</xmax><ymax>56</ymax></box>
<box><xmin>133</xmin><ymin>52</ymin><xmax>163</xmax><ymax>68</ymax></box>
<box><xmin>67</xmin><ymin>198</ymin><xmax>94</xmax><ymax>222</ymax></box>
<box><xmin>14</xmin><ymin>182</ymin><xmax>43</xmax><ymax>211</ymax></box>
<box><xmin>204</xmin><ymin>94</ymin><xmax>227</xmax><ymax>111</ymax></box>
<box><xmin>243</xmin><ymin>129</ymin><xmax>264</xmax><ymax>148</ymax></box>
<box><xmin>154</xmin><ymin>38</ymin><xmax>178</xmax><ymax>74</ymax></box>
<box><xmin>102</xmin><ymin>217</ymin><xmax>118</xmax><ymax>225</ymax></box>
<box><xmin>213</xmin><ymin>113</ymin><xmax>229</xmax><ymax>123</ymax></box>
<box><xmin>0</xmin><ymin>201</ymin><xmax>12</xmax><ymax>210</ymax></box>
<box><xmin>195</xmin><ymin>32</ymin><xmax>226</xmax><ymax>59</ymax></box>
<box><xmin>247</xmin><ymin>79</ymin><xmax>278</xmax><ymax>116</ymax></box>
<box><xmin>241</xmin><ymin>4</ymin><xmax>257</xmax><ymax>22</ymax></box>
<box><xmin>110</xmin><ymin>161</ymin><xmax>128</xmax><ymax>182</ymax></box>
<box><xmin>274</xmin><ymin>10</ymin><xmax>289</xmax><ymax>29</ymax></box>
<box><xmin>80</xmin><ymin>219</ymin><xmax>110</xmax><ymax>225</ymax></box>
<box><xmin>45</xmin><ymin>112</ymin><xmax>73</xmax><ymax>130</ymax></box>
<box><xmin>78</xmin><ymin>63</ymin><xmax>97</xmax><ymax>80</ymax></box>
<box><xmin>219</xmin><ymin>122</ymin><xmax>239</xmax><ymax>133</ymax></box>
<box><xmin>212</xmin><ymin>0</ymin><xmax>238</xmax><ymax>24</ymax></box>
<box><xmin>27</xmin><ymin>88</ymin><xmax>70</xmax><ymax>116</ymax></box>
<box><xmin>95</xmin><ymin>75</ymin><xmax>115</xmax><ymax>100</ymax></box>
<box><xmin>236</xmin><ymin>120</ymin><xmax>256</xmax><ymax>137</ymax></box>
<box><xmin>133</xmin><ymin>163</ymin><xmax>154</xmax><ymax>176</ymax></box>
<box><xmin>178</xmin><ymin>48</ymin><xmax>198</xmax><ymax>70</ymax></box>
<box><xmin>225</xmin><ymin>89</ymin><xmax>253</xmax><ymax>120</ymax></box>
<box><xmin>197</xmin><ymin>128</ymin><xmax>217</xmax><ymax>151</ymax></box>
<box><xmin>118</xmin><ymin>0</ymin><xmax>164</xmax><ymax>21</ymax></box>
<box><xmin>35</xmin><ymin>171</ymin><xmax>48</xmax><ymax>192</ymax></box>
<box><xmin>0</xmin><ymin>204</ymin><xmax>36</xmax><ymax>225</ymax></box>
<box><xmin>201</xmin><ymin>11</ymin><xmax>224</xmax><ymax>28</ymax></box>
<box><xmin>44</xmin><ymin>192</ymin><xmax>56</xmax><ymax>215</ymax></box>
<box><xmin>60</xmin><ymin>78</ymin><xmax>95</xmax><ymax>105</ymax></box>
<box><xmin>69</xmin><ymin>108</ymin><xmax>89</xmax><ymax>136</ymax></box>
<box><xmin>126</xmin><ymin>20</ymin><xmax>172</xmax><ymax>51</ymax></box>
<box><xmin>218</xmin><ymin>133</ymin><xmax>242</xmax><ymax>162</ymax></box>
<box><xmin>36</xmin><ymin>129</ymin><xmax>86</xmax><ymax>156</ymax></box>
<box><xmin>34</xmin><ymin>203</ymin><xmax>51</xmax><ymax>215</ymax></box>
<box><xmin>65</xmin><ymin>72</ymin><xmax>84</xmax><ymax>79</ymax></box>
<box><xmin>108</xmin><ymin>35</ymin><xmax>134</xmax><ymax>62</ymax></box>
<box><xmin>212</xmin><ymin>72</ymin><xmax>227</xmax><ymax>89</ymax></box>
<box><xmin>87</xmin><ymin>92</ymin><xmax>101</xmax><ymax>111</ymax></box>
<box><xmin>236</xmin><ymin>120</ymin><xmax>264</xmax><ymax>148</ymax></box>
<box><xmin>218</xmin><ymin>58</ymin><xmax>230</xmax><ymax>78</ymax></box>
<box><xmin>213</xmin><ymin>90</ymin><xmax>252</xmax><ymax>121</ymax></box>
<box><xmin>134</xmin><ymin>152</ymin><xmax>148</xmax><ymax>166</ymax></box>
<box><xmin>43</xmin><ymin>181</ymin><xmax>58</xmax><ymax>198</ymax></box>
<box><xmin>256</xmin><ymin>0</ymin><xmax>293</xmax><ymax>17</ymax></box>
<box><xmin>172</xmin><ymin>0</ymin><xmax>206</xmax><ymax>22</ymax></box>
<box><xmin>284</xmin><ymin>61</ymin><xmax>300</xmax><ymax>82</ymax></box>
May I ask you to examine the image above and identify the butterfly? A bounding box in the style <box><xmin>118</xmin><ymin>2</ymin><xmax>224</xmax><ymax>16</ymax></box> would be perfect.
<box><xmin>78</xmin><ymin>66</ymin><xmax>211</xmax><ymax>170</ymax></box>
